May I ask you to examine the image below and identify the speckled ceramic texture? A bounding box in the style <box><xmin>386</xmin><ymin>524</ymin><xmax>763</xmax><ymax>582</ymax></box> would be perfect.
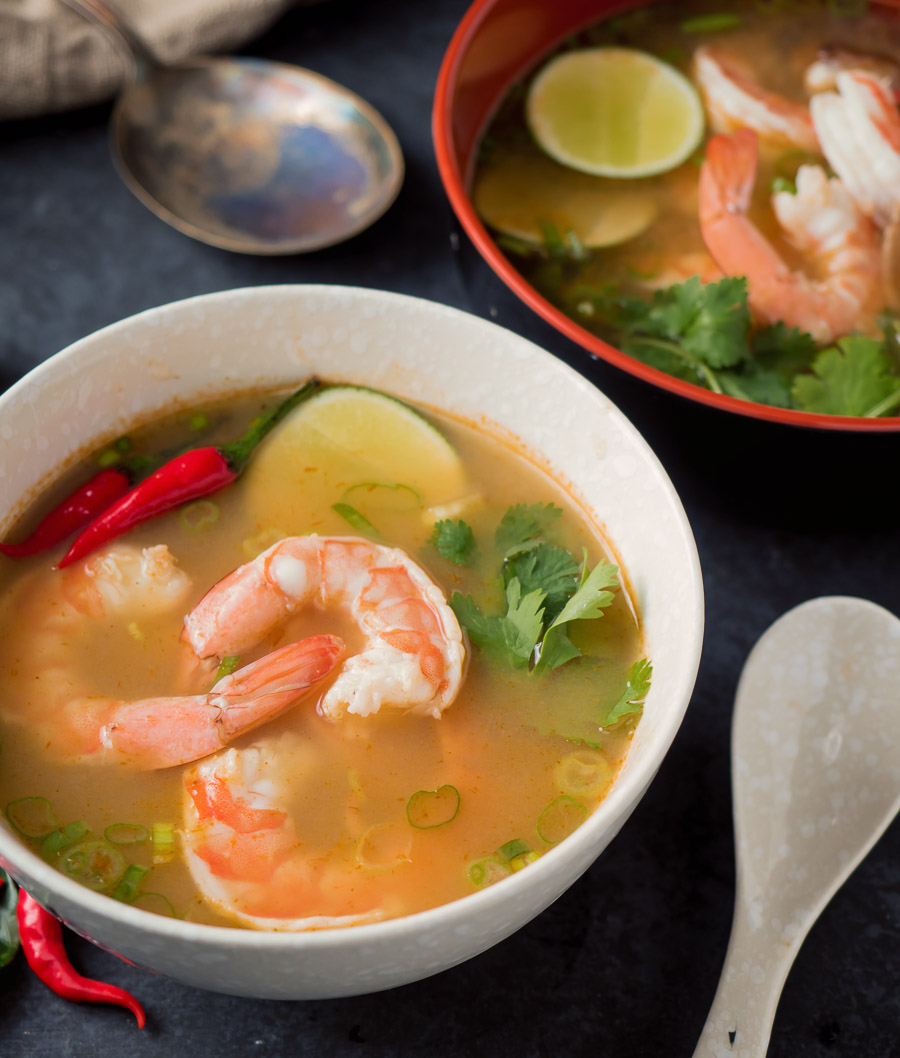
<box><xmin>695</xmin><ymin>596</ymin><xmax>900</xmax><ymax>1057</ymax></box>
<box><xmin>0</xmin><ymin>286</ymin><xmax>703</xmax><ymax>999</ymax></box>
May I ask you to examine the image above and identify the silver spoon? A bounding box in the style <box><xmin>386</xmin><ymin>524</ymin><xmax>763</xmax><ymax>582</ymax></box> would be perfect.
<box><xmin>62</xmin><ymin>0</ymin><xmax>404</xmax><ymax>253</ymax></box>
<box><xmin>694</xmin><ymin>595</ymin><xmax>900</xmax><ymax>1057</ymax></box>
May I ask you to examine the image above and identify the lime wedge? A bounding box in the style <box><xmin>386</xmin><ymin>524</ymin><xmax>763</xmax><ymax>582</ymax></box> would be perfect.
<box><xmin>474</xmin><ymin>150</ymin><xmax>658</xmax><ymax>248</ymax></box>
<box><xmin>526</xmin><ymin>47</ymin><xmax>705</xmax><ymax>178</ymax></box>
<box><xmin>243</xmin><ymin>385</ymin><xmax>468</xmax><ymax>528</ymax></box>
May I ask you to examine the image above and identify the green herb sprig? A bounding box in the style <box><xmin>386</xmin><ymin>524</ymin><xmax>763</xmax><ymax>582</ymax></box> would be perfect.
<box><xmin>573</xmin><ymin>275</ymin><xmax>900</xmax><ymax>417</ymax></box>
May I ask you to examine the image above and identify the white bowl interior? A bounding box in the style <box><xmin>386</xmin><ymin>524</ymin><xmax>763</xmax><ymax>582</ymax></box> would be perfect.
<box><xmin>0</xmin><ymin>286</ymin><xmax>703</xmax><ymax>998</ymax></box>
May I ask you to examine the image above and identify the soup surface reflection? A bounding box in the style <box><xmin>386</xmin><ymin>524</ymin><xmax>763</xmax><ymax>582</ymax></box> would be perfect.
<box><xmin>0</xmin><ymin>384</ymin><xmax>645</xmax><ymax>929</ymax></box>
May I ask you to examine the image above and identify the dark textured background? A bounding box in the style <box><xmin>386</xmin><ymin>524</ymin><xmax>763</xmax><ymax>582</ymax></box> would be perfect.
<box><xmin>2</xmin><ymin>1</ymin><xmax>900</xmax><ymax>1054</ymax></box>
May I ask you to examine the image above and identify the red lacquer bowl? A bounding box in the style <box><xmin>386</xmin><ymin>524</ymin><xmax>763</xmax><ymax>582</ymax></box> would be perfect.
<box><xmin>433</xmin><ymin>0</ymin><xmax>900</xmax><ymax>432</ymax></box>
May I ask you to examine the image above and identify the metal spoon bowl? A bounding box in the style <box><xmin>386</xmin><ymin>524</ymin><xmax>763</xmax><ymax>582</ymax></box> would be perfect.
<box><xmin>65</xmin><ymin>0</ymin><xmax>404</xmax><ymax>253</ymax></box>
<box><xmin>694</xmin><ymin>596</ymin><xmax>900</xmax><ymax>1057</ymax></box>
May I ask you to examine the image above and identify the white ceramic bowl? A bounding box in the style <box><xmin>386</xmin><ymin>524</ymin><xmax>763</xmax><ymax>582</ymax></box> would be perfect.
<box><xmin>0</xmin><ymin>286</ymin><xmax>703</xmax><ymax>999</ymax></box>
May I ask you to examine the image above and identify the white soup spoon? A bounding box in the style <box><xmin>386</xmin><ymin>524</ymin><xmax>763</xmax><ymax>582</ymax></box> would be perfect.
<box><xmin>694</xmin><ymin>595</ymin><xmax>900</xmax><ymax>1057</ymax></box>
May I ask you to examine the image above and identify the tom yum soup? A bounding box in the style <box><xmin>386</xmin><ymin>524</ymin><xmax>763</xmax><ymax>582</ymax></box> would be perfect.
<box><xmin>0</xmin><ymin>380</ymin><xmax>648</xmax><ymax>930</ymax></box>
<box><xmin>474</xmin><ymin>0</ymin><xmax>900</xmax><ymax>417</ymax></box>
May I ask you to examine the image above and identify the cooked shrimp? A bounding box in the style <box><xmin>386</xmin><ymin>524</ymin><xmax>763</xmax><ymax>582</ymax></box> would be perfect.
<box><xmin>693</xmin><ymin>46</ymin><xmax>819</xmax><ymax>151</ymax></box>
<box><xmin>698</xmin><ymin>128</ymin><xmax>881</xmax><ymax>344</ymax></box>
<box><xmin>804</xmin><ymin>44</ymin><xmax>900</xmax><ymax>101</ymax></box>
<box><xmin>92</xmin><ymin>634</ymin><xmax>344</xmax><ymax>769</ymax></box>
<box><xmin>1</xmin><ymin>543</ymin><xmax>344</xmax><ymax>768</ymax></box>
<box><xmin>183</xmin><ymin>737</ymin><xmax>386</xmax><ymax>930</ymax></box>
<box><xmin>182</xmin><ymin>535</ymin><xmax>466</xmax><ymax>721</ymax></box>
<box><xmin>810</xmin><ymin>71</ymin><xmax>900</xmax><ymax>228</ymax></box>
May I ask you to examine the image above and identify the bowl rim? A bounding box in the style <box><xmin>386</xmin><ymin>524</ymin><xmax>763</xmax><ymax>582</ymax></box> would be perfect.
<box><xmin>0</xmin><ymin>283</ymin><xmax>704</xmax><ymax>954</ymax></box>
<box><xmin>432</xmin><ymin>0</ymin><xmax>900</xmax><ymax>434</ymax></box>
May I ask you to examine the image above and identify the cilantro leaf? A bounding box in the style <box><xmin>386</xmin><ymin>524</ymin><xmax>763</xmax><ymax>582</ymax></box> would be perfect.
<box><xmin>628</xmin><ymin>275</ymin><xmax>751</xmax><ymax>369</ymax></box>
<box><xmin>751</xmin><ymin>321</ymin><xmax>818</xmax><ymax>378</ymax></box>
<box><xmin>548</xmin><ymin>558</ymin><xmax>618</xmax><ymax>628</ymax></box>
<box><xmin>430</xmin><ymin>519</ymin><xmax>477</xmax><ymax>566</ymax></box>
<box><xmin>533</xmin><ymin>557</ymin><xmax>619</xmax><ymax>674</ymax></box>
<box><xmin>502</xmin><ymin>542</ymin><xmax>579</xmax><ymax>623</ymax></box>
<box><xmin>535</xmin><ymin>623</ymin><xmax>584</xmax><ymax>672</ymax></box>
<box><xmin>495</xmin><ymin>503</ymin><xmax>563</xmax><ymax>553</ymax></box>
<box><xmin>620</xmin><ymin>335</ymin><xmax>704</xmax><ymax>386</ymax></box>
<box><xmin>792</xmin><ymin>336</ymin><xmax>900</xmax><ymax>417</ymax></box>
<box><xmin>599</xmin><ymin>658</ymin><xmax>653</xmax><ymax>727</ymax></box>
<box><xmin>679</xmin><ymin>276</ymin><xmax>752</xmax><ymax>369</ymax></box>
<box><xmin>450</xmin><ymin>578</ymin><xmax>545</xmax><ymax>669</ymax></box>
<box><xmin>718</xmin><ymin>365</ymin><xmax>792</xmax><ymax>408</ymax></box>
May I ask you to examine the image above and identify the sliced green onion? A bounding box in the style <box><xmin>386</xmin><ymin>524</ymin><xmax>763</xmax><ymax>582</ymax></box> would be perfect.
<box><xmin>41</xmin><ymin>820</ymin><xmax>90</xmax><ymax>857</ymax></box>
<box><xmin>771</xmin><ymin>176</ymin><xmax>797</xmax><ymax>195</ymax></box>
<box><xmin>496</xmin><ymin>234</ymin><xmax>542</xmax><ymax>259</ymax></box>
<box><xmin>97</xmin><ymin>449</ymin><xmax>120</xmax><ymax>468</ymax></box>
<box><xmin>657</xmin><ymin>45</ymin><xmax>686</xmax><ymax>65</ymax></box>
<box><xmin>774</xmin><ymin>149</ymin><xmax>822</xmax><ymax>180</ymax></box>
<box><xmin>189</xmin><ymin>413</ymin><xmax>209</xmax><ymax>431</ymax></box>
<box><xmin>554</xmin><ymin>750</ymin><xmax>612</xmax><ymax>799</ymax></box>
<box><xmin>680</xmin><ymin>12</ymin><xmax>742</xmax><ymax>32</ymax></box>
<box><xmin>827</xmin><ymin>0</ymin><xmax>868</xmax><ymax>15</ymax></box>
<box><xmin>114</xmin><ymin>437</ymin><xmax>133</xmax><ymax>453</ymax></box>
<box><xmin>63</xmin><ymin>840</ymin><xmax>126</xmax><ymax>891</ymax></box>
<box><xmin>509</xmin><ymin>850</ymin><xmax>542</xmax><ymax>872</ymax></box>
<box><xmin>406</xmin><ymin>785</ymin><xmax>460</xmax><ymax>829</ymax></box>
<box><xmin>133</xmin><ymin>892</ymin><xmax>179</xmax><ymax>918</ymax></box>
<box><xmin>104</xmin><ymin>823</ymin><xmax>149</xmax><ymax>846</ymax></box>
<box><xmin>111</xmin><ymin>863</ymin><xmax>149</xmax><ymax>903</ymax></box>
<box><xmin>537</xmin><ymin>796</ymin><xmax>588</xmax><ymax>845</ymax></box>
<box><xmin>627</xmin><ymin>265</ymin><xmax>661</xmax><ymax>281</ymax></box>
<box><xmin>539</xmin><ymin>219</ymin><xmax>566</xmax><ymax>257</ymax></box>
<box><xmin>355</xmin><ymin>823</ymin><xmax>413</xmax><ymax>868</ymax></box>
<box><xmin>497</xmin><ymin>838</ymin><xmax>530</xmax><ymax>862</ymax></box>
<box><xmin>242</xmin><ymin>527</ymin><xmax>286</xmax><ymax>559</ymax></box>
<box><xmin>6</xmin><ymin>797</ymin><xmax>58</xmax><ymax>839</ymax></box>
<box><xmin>331</xmin><ymin>503</ymin><xmax>385</xmax><ymax>541</ymax></box>
<box><xmin>179</xmin><ymin>500</ymin><xmax>220</xmax><ymax>531</ymax></box>
<box><xmin>564</xmin><ymin>228</ymin><xmax>588</xmax><ymax>262</ymax></box>
<box><xmin>341</xmin><ymin>482</ymin><xmax>422</xmax><ymax>513</ymax></box>
<box><xmin>467</xmin><ymin>856</ymin><xmax>511</xmax><ymax>889</ymax></box>
<box><xmin>152</xmin><ymin>822</ymin><xmax>176</xmax><ymax>864</ymax></box>
<box><xmin>215</xmin><ymin>656</ymin><xmax>241</xmax><ymax>682</ymax></box>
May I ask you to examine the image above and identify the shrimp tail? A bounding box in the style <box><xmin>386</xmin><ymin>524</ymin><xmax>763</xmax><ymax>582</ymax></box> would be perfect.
<box><xmin>99</xmin><ymin>634</ymin><xmax>344</xmax><ymax>770</ymax></box>
<box><xmin>699</xmin><ymin>127</ymin><xmax>758</xmax><ymax>222</ymax></box>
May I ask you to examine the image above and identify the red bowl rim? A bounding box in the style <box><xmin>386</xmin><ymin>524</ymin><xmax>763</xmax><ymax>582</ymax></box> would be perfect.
<box><xmin>432</xmin><ymin>0</ymin><xmax>900</xmax><ymax>433</ymax></box>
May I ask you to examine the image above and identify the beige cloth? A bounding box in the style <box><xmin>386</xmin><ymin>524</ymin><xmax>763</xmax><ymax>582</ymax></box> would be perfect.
<box><xmin>0</xmin><ymin>0</ymin><xmax>296</xmax><ymax>120</ymax></box>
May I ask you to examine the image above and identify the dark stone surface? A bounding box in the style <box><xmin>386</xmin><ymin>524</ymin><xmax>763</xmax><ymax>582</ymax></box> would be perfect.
<box><xmin>2</xmin><ymin>1</ymin><xmax>900</xmax><ymax>1054</ymax></box>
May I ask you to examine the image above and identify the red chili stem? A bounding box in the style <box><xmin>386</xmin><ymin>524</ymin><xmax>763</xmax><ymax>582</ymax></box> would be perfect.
<box><xmin>0</xmin><ymin>468</ymin><xmax>131</xmax><ymax>559</ymax></box>
<box><xmin>16</xmin><ymin>890</ymin><xmax>145</xmax><ymax>1028</ymax></box>
<box><xmin>58</xmin><ymin>377</ymin><xmax>323</xmax><ymax>569</ymax></box>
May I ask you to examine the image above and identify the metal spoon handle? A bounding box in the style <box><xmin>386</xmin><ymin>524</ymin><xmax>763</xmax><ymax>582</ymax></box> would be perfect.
<box><xmin>692</xmin><ymin>890</ymin><xmax>807</xmax><ymax>1058</ymax></box>
<box><xmin>58</xmin><ymin>0</ymin><xmax>160</xmax><ymax>72</ymax></box>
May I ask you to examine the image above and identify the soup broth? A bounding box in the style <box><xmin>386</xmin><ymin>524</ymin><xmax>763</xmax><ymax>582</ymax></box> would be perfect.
<box><xmin>0</xmin><ymin>384</ymin><xmax>645</xmax><ymax>929</ymax></box>
<box><xmin>474</xmin><ymin>0</ymin><xmax>900</xmax><ymax>416</ymax></box>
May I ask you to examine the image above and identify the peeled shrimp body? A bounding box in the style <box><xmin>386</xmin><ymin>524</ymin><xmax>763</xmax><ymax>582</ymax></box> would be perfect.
<box><xmin>183</xmin><ymin>535</ymin><xmax>466</xmax><ymax>720</ymax></box>
<box><xmin>804</xmin><ymin>45</ymin><xmax>900</xmax><ymax>101</ymax></box>
<box><xmin>183</xmin><ymin>737</ymin><xmax>386</xmax><ymax>930</ymax></box>
<box><xmin>810</xmin><ymin>71</ymin><xmax>900</xmax><ymax>228</ymax></box>
<box><xmin>693</xmin><ymin>46</ymin><xmax>818</xmax><ymax>151</ymax></box>
<box><xmin>3</xmin><ymin>543</ymin><xmax>344</xmax><ymax>769</ymax></box>
<box><xmin>698</xmin><ymin>128</ymin><xmax>881</xmax><ymax>344</ymax></box>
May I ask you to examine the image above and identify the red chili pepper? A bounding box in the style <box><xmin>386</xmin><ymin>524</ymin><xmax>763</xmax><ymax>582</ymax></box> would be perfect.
<box><xmin>58</xmin><ymin>377</ymin><xmax>322</xmax><ymax>569</ymax></box>
<box><xmin>0</xmin><ymin>468</ymin><xmax>131</xmax><ymax>559</ymax></box>
<box><xmin>16</xmin><ymin>890</ymin><xmax>145</xmax><ymax>1027</ymax></box>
